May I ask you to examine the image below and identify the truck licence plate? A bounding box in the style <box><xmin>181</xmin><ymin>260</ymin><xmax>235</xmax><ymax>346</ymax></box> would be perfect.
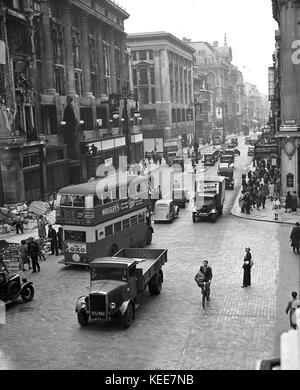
<box><xmin>91</xmin><ymin>312</ymin><xmax>105</xmax><ymax>316</ymax></box>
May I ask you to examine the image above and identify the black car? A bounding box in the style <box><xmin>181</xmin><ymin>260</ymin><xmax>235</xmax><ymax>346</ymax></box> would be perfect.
<box><xmin>0</xmin><ymin>260</ymin><xmax>34</xmax><ymax>304</ymax></box>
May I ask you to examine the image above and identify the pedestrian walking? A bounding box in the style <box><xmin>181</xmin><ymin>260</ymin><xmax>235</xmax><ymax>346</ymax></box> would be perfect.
<box><xmin>57</xmin><ymin>227</ymin><xmax>63</xmax><ymax>253</ymax></box>
<box><xmin>37</xmin><ymin>216</ymin><xmax>46</xmax><ymax>239</ymax></box>
<box><xmin>255</xmin><ymin>186</ymin><xmax>262</xmax><ymax>210</ymax></box>
<box><xmin>269</xmin><ymin>180</ymin><xmax>275</xmax><ymax>202</ymax></box>
<box><xmin>157</xmin><ymin>185</ymin><xmax>162</xmax><ymax>200</ymax></box>
<box><xmin>285</xmin><ymin>292</ymin><xmax>300</xmax><ymax>330</ymax></box>
<box><xmin>14</xmin><ymin>215</ymin><xmax>23</xmax><ymax>234</ymax></box>
<box><xmin>239</xmin><ymin>191</ymin><xmax>245</xmax><ymax>213</ymax></box>
<box><xmin>19</xmin><ymin>240</ymin><xmax>31</xmax><ymax>271</ymax></box>
<box><xmin>261</xmin><ymin>183</ymin><xmax>268</xmax><ymax>209</ymax></box>
<box><xmin>291</xmin><ymin>191</ymin><xmax>298</xmax><ymax>212</ymax></box>
<box><xmin>48</xmin><ymin>225</ymin><xmax>58</xmax><ymax>256</ymax></box>
<box><xmin>241</xmin><ymin>247</ymin><xmax>253</xmax><ymax>288</ymax></box>
<box><xmin>244</xmin><ymin>191</ymin><xmax>251</xmax><ymax>215</ymax></box>
<box><xmin>285</xmin><ymin>191</ymin><xmax>293</xmax><ymax>213</ymax></box>
<box><xmin>290</xmin><ymin>222</ymin><xmax>300</xmax><ymax>253</ymax></box>
<box><xmin>272</xmin><ymin>196</ymin><xmax>281</xmax><ymax>220</ymax></box>
<box><xmin>27</xmin><ymin>237</ymin><xmax>40</xmax><ymax>273</ymax></box>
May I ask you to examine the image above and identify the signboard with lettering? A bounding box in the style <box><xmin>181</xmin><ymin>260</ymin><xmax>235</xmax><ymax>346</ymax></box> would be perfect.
<box><xmin>254</xmin><ymin>144</ymin><xmax>278</xmax><ymax>158</ymax></box>
<box><xmin>66</xmin><ymin>242</ymin><xmax>87</xmax><ymax>254</ymax></box>
<box><xmin>57</xmin><ymin>198</ymin><xmax>148</xmax><ymax>226</ymax></box>
<box><xmin>197</xmin><ymin>182</ymin><xmax>219</xmax><ymax>194</ymax></box>
<box><xmin>284</xmin><ymin>120</ymin><xmax>296</xmax><ymax>126</ymax></box>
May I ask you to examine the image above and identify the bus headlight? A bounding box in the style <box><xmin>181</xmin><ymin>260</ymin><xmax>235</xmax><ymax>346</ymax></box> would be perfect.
<box><xmin>109</xmin><ymin>302</ymin><xmax>116</xmax><ymax>310</ymax></box>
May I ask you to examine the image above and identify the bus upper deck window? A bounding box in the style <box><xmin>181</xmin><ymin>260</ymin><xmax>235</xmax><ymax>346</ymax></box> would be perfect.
<box><xmin>60</xmin><ymin>195</ymin><xmax>73</xmax><ymax>206</ymax></box>
<box><xmin>73</xmin><ymin>196</ymin><xmax>85</xmax><ymax>208</ymax></box>
<box><xmin>93</xmin><ymin>195</ymin><xmax>103</xmax><ymax>207</ymax></box>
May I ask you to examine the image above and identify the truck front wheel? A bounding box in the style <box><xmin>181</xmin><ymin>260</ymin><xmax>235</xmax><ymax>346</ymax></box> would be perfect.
<box><xmin>192</xmin><ymin>214</ymin><xmax>197</xmax><ymax>223</ymax></box>
<box><xmin>77</xmin><ymin>310</ymin><xmax>89</xmax><ymax>327</ymax></box>
<box><xmin>121</xmin><ymin>302</ymin><xmax>134</xmax><ymax>329</ymax></box>
<box><xmin>148</xmin><ymin>272</ymin><xmax>162</xmax><ymax>295</ymax></box>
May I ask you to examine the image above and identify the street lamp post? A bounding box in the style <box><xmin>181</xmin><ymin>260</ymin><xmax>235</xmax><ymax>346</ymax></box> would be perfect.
<box><xmin>110</xmin><ymin>85</ymin><xmax>140</xmax><ymax>167</ymax></box>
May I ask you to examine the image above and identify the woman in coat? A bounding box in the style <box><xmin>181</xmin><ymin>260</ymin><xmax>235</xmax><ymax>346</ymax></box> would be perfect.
<box><xmin>37</xmin><ymin>216</ymin><xmax>46</xmax><ymax>239</ymax></box>
<box><xmin>242</xmin><ymin>248</ymin><xmax>252</xmax><ymax>288</ymax></box>
<box><xmin>285</xmin><ymin>191</ymin><xmax>292</xmax><ymax>213</ymax></box>
<box><xmin>290</xmin><ymin>222</ymin><xmax>300</xmax><ymax>253</ymax></box>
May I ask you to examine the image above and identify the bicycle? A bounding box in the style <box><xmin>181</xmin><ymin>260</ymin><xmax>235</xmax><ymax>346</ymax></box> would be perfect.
<box><xmin>199</xmin><ymin>281</ymin><xmax>211</xmax><ymax>309</ymax></box>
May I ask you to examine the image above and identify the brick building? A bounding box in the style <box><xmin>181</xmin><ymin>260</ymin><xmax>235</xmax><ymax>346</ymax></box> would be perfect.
<box><xmin>127</xmin><ymin>32</ymin><xmax>195</xmax><ymax>155</ymax></box>
<box><xmin>0</xmin><ymin>0</ymin><xmax>141</xmax><ymax>205</ymax></box>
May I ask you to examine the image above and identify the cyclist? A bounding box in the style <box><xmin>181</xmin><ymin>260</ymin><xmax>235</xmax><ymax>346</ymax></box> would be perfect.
<box><xmin>199</xmin><ymin>260</ymin><xmax>213</xmax><ymax>302</ymax></box>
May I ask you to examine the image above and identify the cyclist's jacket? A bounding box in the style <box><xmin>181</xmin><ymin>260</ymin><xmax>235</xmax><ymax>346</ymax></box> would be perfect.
<box><xmin>200</xmin><ymin>266</ymin><xmax>212</xmax><ymax>283</ymax></box>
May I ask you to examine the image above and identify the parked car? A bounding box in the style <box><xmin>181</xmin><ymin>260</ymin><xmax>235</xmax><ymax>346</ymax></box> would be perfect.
<box><xmin>0</xmin><ymin>259</ymin><xmax>34</xmax><ymax>305</ymax></box>
<box><xmin>172</xmin><ymin>189</ymin><xmax>190</xmax><ymax>208</ymax></box>
<box><xmin>154</xmin><ymin>200</ymin><xmax>179</xmax><ymax>223</ymax></box>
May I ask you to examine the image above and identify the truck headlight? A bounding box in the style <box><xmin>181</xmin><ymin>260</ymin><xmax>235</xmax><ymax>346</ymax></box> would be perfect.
<box><xmin>211</xmin><ymin>209</ymin><xmax>216</xmax><ymax>213</ymax></box>
<box><xmin>109</xmin><ymin>302</ymin><xmax>116</xmax><ymax>310</ymax></box>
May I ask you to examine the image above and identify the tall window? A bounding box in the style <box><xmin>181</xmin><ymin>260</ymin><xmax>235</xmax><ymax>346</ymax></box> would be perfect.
<box><xmin>89</xmin><ymin>32</ymin><xmax>98</xmax><ymax>96</ymax></box>
<box><xmin>139</xmin><ymin>50</ymin><xmax>147</xmax><ymax>60</ymax></box>
<box><xmin>140</xmin><ymin>88</ymin><xmax>149</xmax><ymax>104</ymax></box>
<box><xmin>54</xmin><ymin>66</ymin><xmax>65</xmax><ymax>95</ymax></box>
<box><xmin>41</xmin><ymin>105</ymin><xmax>58</xmax><ymax>135</ymax></box>
<box><xmin>103</xmin><ymin>39</ymin><xmax>110</xmax><ymax>95</ymax></box>
<box><xmin>139</xmin><ymin>67</ymin><xmax>148</xmax><ymax>85</ymax></box>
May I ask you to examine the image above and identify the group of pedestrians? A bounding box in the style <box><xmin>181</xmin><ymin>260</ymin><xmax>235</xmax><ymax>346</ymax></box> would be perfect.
<box><xmin>144</xmin><ymin>151</ymin><xmax>163</xmax><ymax>166</ymax></box>
<box><xmin>18</xmin><ymin>219</ymin><xmax>63</xmax><ymax>273</ymax></box>
<box><xmin>239</xmin><ymin>159</ymin><xmax>284</xmax><ymax>216</ymax></box>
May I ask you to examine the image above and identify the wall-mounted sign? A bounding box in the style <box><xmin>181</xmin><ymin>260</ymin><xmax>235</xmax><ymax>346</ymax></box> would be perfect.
<box><xmin>284</xmin><ymin>120</ymin><xmax>297</xmax><ymax>126</ymax></box>
<box><xmin>287</xmin><ymin>173</ymin><xmax>294</xmax><ymax>188</ymax></box>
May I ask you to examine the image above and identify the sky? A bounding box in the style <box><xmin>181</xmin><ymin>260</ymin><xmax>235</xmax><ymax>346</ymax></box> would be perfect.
<box><xmin>116</xmin><ymin>0</ymin><xmax>278</xmax><ymax>95</ymax></box>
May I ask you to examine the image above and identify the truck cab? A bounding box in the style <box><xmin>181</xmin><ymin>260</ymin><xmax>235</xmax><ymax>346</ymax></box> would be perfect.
<box><xmin>75</xmin><ymin>248</ymin><xmax>167</xmax><ymax>329</ymax></box>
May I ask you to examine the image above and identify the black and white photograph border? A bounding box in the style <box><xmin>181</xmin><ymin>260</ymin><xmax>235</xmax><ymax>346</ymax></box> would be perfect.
<box><xmin>0</xmin><ymin>0</ymin><xmax>300</xmax><ymax>373</ymax></box>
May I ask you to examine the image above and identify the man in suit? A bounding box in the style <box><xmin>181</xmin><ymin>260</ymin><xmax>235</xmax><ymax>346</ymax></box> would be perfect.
<box><xmin>48</xmin><ymin>225</ymin><xmax>58</xmax><ymax>256</ymax></box>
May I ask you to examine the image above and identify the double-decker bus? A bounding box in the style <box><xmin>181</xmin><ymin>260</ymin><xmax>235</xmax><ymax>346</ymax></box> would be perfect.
<box><xmin>55</xmin><ymin>173</ymin><xmax>153</xmax><ymax>266</ymax></box>
<box><xmin>203</xmin><ymin>150</ymin><xmax>218</xmax><ymax>166</ymax></box>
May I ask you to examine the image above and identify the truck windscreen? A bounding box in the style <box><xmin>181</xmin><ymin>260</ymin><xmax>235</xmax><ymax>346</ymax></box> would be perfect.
<box><xmin>91</xmin><ymin>267</ymin><xmax>127</xmax><ymax>281</ymax></box>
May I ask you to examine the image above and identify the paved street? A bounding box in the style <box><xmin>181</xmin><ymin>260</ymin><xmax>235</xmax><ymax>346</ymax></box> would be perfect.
<box><xmin>0</xmin><ymin>137</ymin><xmax>299</xmax><ymax>370</ymax></box>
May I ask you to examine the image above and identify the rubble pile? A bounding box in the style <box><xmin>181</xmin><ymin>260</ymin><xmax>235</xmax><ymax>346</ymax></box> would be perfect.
<box><xmin>0</xmin><ymin>201</ymin><xmax>54</xmax><ymax>235</ymax></box>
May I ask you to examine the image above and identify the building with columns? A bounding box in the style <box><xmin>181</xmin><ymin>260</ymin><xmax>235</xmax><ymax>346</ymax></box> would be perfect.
<box><xmin>272</xmin><ymin>0</ymin><xmax>300</xmax><ymax>197</ymax></box>
<box><xmin>0</xmin><ymin>0</ymin><xmax>141</xmax><ymax>205</ymax></box>
<box><xmin>188</xmin><ymin>39</ymin><xmax>245</xmax><ymax>140</ymax></box>
<box><xmin>127</xmin><ymin>32</ymin><xmax>195</xmax><ymax>155</ymax></box>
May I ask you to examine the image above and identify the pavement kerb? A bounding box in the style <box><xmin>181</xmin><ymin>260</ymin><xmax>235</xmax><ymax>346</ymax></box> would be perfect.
<box><xmin>230</xmin><ymin>184</ymin><xmax>300</xmax><ymax>227</ymax></box>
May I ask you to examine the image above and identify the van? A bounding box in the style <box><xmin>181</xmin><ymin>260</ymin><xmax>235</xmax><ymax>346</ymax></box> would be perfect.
<box><xmin>172</xmin><ymin>189</ymin><xmax>190</xmax><ymax>208</ymax></box>
<box><xmin>154</xmin><ymin>200</ymin><xmax>179</xmax><ymax>223</ymax></box>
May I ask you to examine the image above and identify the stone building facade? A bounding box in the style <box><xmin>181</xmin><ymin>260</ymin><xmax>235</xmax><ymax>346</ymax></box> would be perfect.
<box><xmin>272</xmin><ymin>0</ymin><xmax>300</xmax><ymax>196</ymax></box>
<box><xmin>0</xmin><ymin>0</ymin><xmax>141</xmax><ymax>205</ymax></box>
<box><xmin>189</xmin><ymin>39</ymin><xmax>245</xmax><ymax>141</ymax></box>
<box><xmin>127</xmin><ymin>32</ymin><xmax>195</xmax><ymax>154</ymax></box>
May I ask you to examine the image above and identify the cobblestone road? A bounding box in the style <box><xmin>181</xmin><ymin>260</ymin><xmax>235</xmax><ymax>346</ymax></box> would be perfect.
<box><xmin>0</xmin><ymin>137</ymin><xmax>298</xmax><ymax>370</ymax></box>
